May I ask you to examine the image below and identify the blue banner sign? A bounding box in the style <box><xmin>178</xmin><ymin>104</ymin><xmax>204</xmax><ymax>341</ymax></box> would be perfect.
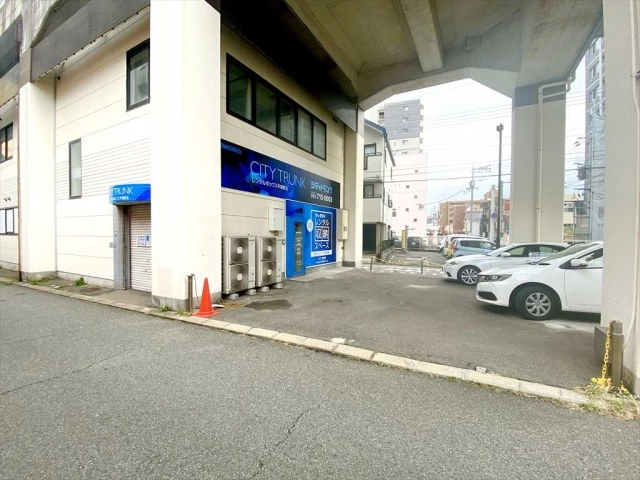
<box><xmin>286</xmin><ymin>200</ymin><xmax>336</xmax><ymax>271</ymax></box>
<box><xmin>221</xmin><ymin>140</ymin><xmax>340</xmax><ymax>208</ymax></box>
<box><xmin>110</xmin><ymin>183</ymin><xmax>150</xmax><ymax>204</ymax></box>
<box><xmin>310</xmin><ymin>209</ymin><xmax>333</xmax><ymax>258</ymax></box>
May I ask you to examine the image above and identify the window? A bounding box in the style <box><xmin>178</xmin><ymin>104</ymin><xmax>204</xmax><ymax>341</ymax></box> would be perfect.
<box><xmin>313</xmin><ymin>118</ymin><xmax>326</xmax><ymax>158</ymax></box>
<box><xmin>0</xmin><ymin>124</ymin><xmax>13</xmax><ymax>163</ymax></box>
<box><xmin>0</xmin><ymin>208</ymin><xmax>18</xmax><ymax>234</ymax></box>
<box><xmin>228</xmin><ymin>62</ymin><xmax>251</xmax><ymax>120</ymax></box>
<box><xmin>364</xmin><ymin>144</ymin><xmax>376</xmax><ymax>155</ymax></box>
<box><xmin>364</xmin><ymin>184</ymin><xmax>374</xmax><ymax>198</ymax></box>
<box><xmin>580</xmin><ymin>249</ymin><xmax>603</xmax><ymax>269</ymax></box>
<box><xmin>226</xmin><ymin>56</ymin><xmax>327</xmax><ymax>160</ymax></box>
<box><xmin>69</xmin><ymin>139</ymin><xmax>82</xmax><ymax>198</ymax></box>
<box><xmin>297</xmin><ymin>109</ymin><xmax>313</xmax><ymax>152</ymax></box>
<box><xmin>256</xmin><ymin>81</ymin><xmax>277</xmax><ymax>135</ymax></box>
<box><xmin>279</xmin><ymin>98</ymin><xmax>296</xmax><ymax>143</ymax></box>
<box><xmin>127</xmin><ymin>40</ymin><xmax>149</xmax><ymax>110</ymax></box>
<box><xmin>506</xmin><ymin>246</ymin><xmax>526</xmax><ymax>257</ymax></box>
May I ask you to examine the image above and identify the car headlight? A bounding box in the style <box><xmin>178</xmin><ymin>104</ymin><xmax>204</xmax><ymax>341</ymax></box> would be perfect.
<box><xmin>478</xmin><ymin>274</ymin><xmax>511</xmax><ymax>282</ymax></box>
<box><xmin>445</xmin><ymin>260</ymin><xmax>459</xmax><ymax>266</ymax></box>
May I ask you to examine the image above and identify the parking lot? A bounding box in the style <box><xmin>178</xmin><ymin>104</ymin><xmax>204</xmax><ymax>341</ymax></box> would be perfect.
<box><xmin>220</xmin><ymin>249</ymin><xmax>602</xmax><ymax>389</ymax></box>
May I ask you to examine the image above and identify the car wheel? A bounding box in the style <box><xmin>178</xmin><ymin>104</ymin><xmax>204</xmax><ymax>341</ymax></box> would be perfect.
<box><xmin>515</xmin><ymin>286</ymin><xmax>558</xmax><ymax>320</ymax></box>
<box><xmin>458</xmin><ymin>266</ymin><xmax>480</xmax><ymax>285</ymax></box>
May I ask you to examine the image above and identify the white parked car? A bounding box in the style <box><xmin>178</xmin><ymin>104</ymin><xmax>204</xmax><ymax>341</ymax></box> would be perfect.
<box><xmin>475</xmin><ymin>242</ymin><xmax>604</xmax><ymax>320</ymax></box>
<box><xmin>441</xmin><ymin>242</ymin><xmax>568</xmax><ymax>285</ymax></box>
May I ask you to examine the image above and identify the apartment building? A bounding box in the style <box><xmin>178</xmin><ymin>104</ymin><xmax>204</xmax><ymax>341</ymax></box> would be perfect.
<box><xmin>362</xmin><ymin>120</ymin><xmax>395</xmax><ymax>255</ymax></box>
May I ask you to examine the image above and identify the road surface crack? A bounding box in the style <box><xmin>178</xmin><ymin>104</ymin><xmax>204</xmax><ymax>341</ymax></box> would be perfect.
<box><xmin>0</xmin><ymin>349</ymin><xmax>136</xmax><ymax>395</ymax></box>
<box><xmin>248</xmin><ymin>406</ymin><xmax>316</xmax><ymax>479</ymax></box>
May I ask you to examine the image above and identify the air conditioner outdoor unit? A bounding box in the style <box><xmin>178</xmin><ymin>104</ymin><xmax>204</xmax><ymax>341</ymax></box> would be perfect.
<box><xmin>256</xmin><ymin>236</ymin><xmax>283</xmax><ymax>287</ymax></box>
<box><xmin>222</xmin><ymin>236</ymin><xmax>256</xmax><ymax>294</ymax></box>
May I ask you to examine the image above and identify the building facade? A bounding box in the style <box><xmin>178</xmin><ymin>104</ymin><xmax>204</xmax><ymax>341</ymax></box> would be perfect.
<box><xmin>582</xmin><ymin>37</ymin><xmax>606</xmax><ymax>241</ymax></box>
<box><xmin>373</xmin><ymin>99</ymin><xmax>427</xmax><ymax>237</ymax></box>
<box><xmin>362</xmin><ymin>120</ymin><xmax>395</xmax><ymax>255</ymax></box>
<box><xmin>0</xmin><ymin>0</ymin><xmax>363</xmax><ymax>310</ymax></box>
<box><xmin>376</xmin><ymin>99</ymin><xmax>423</xmax><ymax>156</ymax></box>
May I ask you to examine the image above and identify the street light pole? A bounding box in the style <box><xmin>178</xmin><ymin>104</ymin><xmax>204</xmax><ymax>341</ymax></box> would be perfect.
<box><xmin>496</xmin><ymin>123</ymin><xmax>504</xmax><ymax>248</ymax></box>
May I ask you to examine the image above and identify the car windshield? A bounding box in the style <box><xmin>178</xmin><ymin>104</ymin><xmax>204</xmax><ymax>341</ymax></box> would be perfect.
<box><xmin>535</xmin><ymin>242</ymin><xmax>596</xmax><ymax>264</ymax></box>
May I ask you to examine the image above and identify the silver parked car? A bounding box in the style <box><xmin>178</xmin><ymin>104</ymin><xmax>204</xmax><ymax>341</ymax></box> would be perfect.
<box><xmin>441</xmin><ymin>242</ymin><xmax>568</xmax><ymax>285</ymax></box>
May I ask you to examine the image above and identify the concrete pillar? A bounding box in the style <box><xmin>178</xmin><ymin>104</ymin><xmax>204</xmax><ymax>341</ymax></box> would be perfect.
<box><xmin>510</xmin><ymin>85</ymin><xmax>566</xmax><ymax>243</ymax></box>
<box><xmin>18</xmin><ymin>76</ymin><xmax>57</xmax><ymax>279</ymax></box>
<box><xmin>150</xmin><ymin>0</ymin><xmax>221</xmax><ymax>309</ymax></box>
<box><xmin>342</xmin><ymin>109</ymin><xmax>364</xmax><ymax>268</ymax></box>
<box><xmin>602</xmin><ymin>0</ymin><xmax>640</xmax><ymax>395</ymax></box>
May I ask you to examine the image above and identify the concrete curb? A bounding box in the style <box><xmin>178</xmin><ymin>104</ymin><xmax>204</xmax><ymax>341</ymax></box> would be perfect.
<box><xmin>1</xmin><ymin>278</ymin><xmax>590</xmax><ymax>408</ymax></box>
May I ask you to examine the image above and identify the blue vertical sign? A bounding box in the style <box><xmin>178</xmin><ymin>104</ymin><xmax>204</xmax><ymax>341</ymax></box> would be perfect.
<box><xmin>286</xmin><ymin>200</ymin><xmax>336</xmax><ymax>275</ymax></box>
<box><xmin>310</xmin><ymin>210</ymin><xmax>333</xmax><ymax>258</ymax></box>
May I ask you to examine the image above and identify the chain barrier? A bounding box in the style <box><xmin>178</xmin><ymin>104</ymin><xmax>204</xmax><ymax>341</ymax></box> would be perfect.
<box><xmin>600</xmin><ymin>321</ymin><xmax>613</xmax><ymax>381</ymax></box>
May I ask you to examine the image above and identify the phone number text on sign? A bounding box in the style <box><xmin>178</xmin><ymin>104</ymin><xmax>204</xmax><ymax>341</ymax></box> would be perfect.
<box><xmin>310</xmin><ymin>210</ymin><xmax>333</xmax><ymax>257</ymax></box>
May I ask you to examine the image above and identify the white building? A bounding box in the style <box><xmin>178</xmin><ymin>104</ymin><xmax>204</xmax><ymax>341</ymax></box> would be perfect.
<box><xmin>0</xmin><ymin>0</ymin><xmax>360</xmax><ymax>310</ymax></box>
<box><xmin>372</xmin><ymin>99</ymin><xmax>428</xmax><ymax>237</ymax></box>
<box><xmin>363</xmin><ymin>120</ymin><xmax>395</xmax><ymax>255</ymax></box>
<box><xmin>583</xmin><ymin>37</ymin><xmax>606</xmax><ymax>241</ymax></box>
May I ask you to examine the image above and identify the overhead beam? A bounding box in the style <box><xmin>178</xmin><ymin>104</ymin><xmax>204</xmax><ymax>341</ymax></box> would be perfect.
<box><xmin>400</xmin><ymin>0</ymin><xmax>443</xmax><ymax>72</ymax></box>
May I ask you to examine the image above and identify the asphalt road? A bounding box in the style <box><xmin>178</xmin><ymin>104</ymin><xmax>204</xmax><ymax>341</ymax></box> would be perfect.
<box><xmin>223</xmin><ymin>250</ymin><xmax>602</xmax><ymax>389</ymax></box>
<box><xmin>1</xmin><ymin>283</ymin><xmax>639</xmax><ymax>479</ymax></box>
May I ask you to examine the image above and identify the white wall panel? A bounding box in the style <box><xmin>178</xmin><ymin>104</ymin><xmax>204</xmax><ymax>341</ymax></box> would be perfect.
<box><xmin>57</xmin><ymin>195</ymin><xmax>113</xmax><ymax>217</ymax></box>
<box><xmin>55</xmin><ymin>10</ymin><xmax>149</xmax><ymax>111</ymax></box>
<box><xmin>56</xmin><ymin>137</ymin><xmax>151</xmax><ymax>201</ymax></box>
<box><xmin>0</xmin><ymin>161</ymin><xmax>18</xmax><ymax>208</ymax></box>
<box><xmin>221</xmin><ymin>190</ymin><xmax>284</xmax><ymax>237</ymax></box>
<box><xmin>0</xmin><ymin>235</ymin><xmax>19</xmax><ymax>267</ymax></box>
<box><xmin>57</xmin><ymin>235</ymin><xmax>112</xmax><ymax>259</ymax></box>
<box><xmin>57</xmin><ymin>214</ymin><xmax>113</xmax><ymax>237</ymax></box>
<box><xmin>82</xmin><ymin>138</ymin><xmax>151</xmax><ymax>197</ymax></box>
<box><xmin>57</xmin><ymin>254</ymin><xmax>113</xmax><ymax>281</ymax></box>
<box><xmin>56</xmin><ymin>77</ymin><xmax>123</xmax><ymax>131</ymax></box>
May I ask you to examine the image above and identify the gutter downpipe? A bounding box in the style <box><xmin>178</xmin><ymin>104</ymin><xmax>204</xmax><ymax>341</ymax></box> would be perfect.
<box><xmin>536</xmin><ymin>80</ymin><xmax>571</xmax><ymax>242</ymax></box>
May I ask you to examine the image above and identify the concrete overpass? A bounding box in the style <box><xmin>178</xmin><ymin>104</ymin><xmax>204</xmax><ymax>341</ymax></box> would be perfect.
<box><xmin>221</xmin><ymin>0</ymin><xmax>638</xmax><ymax>393</ymax></box>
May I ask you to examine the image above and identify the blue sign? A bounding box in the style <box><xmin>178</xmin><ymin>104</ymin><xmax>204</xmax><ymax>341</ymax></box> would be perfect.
<box><xmin>110</xmin><ymin>184</ymin><xmax>151</xmax><ymax>204</ymax></box>
<box><xmin>310</xmin><ymin>209</ymin><xmax>333</xmax><ymax>258</ymax></box>
<box><xmin>286</xmin><ymin>200</ymin><xmax>336</xmax><ymax>273</ymax></box>
<box><xmin>221</xmin><ymin>140</ymin><xmax>340</xmax><ymax>208</ymax></box>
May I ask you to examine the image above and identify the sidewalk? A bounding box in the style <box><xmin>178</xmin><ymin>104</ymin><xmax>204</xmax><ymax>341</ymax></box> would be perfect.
<box><xmin>0</xmin><ymin>266</ymin><xmax>611</xmax><ymax>410</ymax></box>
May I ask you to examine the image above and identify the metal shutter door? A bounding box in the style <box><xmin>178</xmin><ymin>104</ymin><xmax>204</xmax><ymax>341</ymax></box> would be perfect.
<box><xmin>130</xmin><ymin>204</ymin><xmax>152</xmax><ymax>292</ymax></box>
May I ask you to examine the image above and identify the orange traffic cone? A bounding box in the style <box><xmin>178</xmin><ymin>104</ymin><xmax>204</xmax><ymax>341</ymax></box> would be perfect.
<box><xmin>194</xmin><ymin>277</ymin><xmax>218</xmax><ymax>317</ymax></box>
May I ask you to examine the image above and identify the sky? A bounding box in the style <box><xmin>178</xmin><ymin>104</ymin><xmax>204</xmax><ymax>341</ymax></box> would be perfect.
<box><xmin>365</xmin><ymin>58</ymin><xmax>587</xmax><ymax>214</ymax></box>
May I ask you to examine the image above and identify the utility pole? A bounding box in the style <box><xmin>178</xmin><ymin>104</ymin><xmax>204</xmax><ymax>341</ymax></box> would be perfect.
<box><xmin>496</xmin><ymin>123</ymin><xmax>504</xmax><ymax>248</ymax></box>
<box><xmin>468</xmin><ymin>169</ymin><xmax>475</xmax><ymax>235</ymax></box>
<box><xmin>468</xmin><ymin>164</ymin><xmax>491</xmax><ymax>236</ymax></box>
